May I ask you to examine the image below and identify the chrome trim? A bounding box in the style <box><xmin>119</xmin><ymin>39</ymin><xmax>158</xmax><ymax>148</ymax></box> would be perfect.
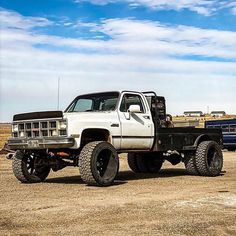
<box><xmin>7</xmin><ymin>137</ymin><xmax>74</xmax><ymax>150</ymax></box>
<box><xmin>11</xmin><ymin>118</ymin><xmax>67</xmax><ymax>138</ymax></box>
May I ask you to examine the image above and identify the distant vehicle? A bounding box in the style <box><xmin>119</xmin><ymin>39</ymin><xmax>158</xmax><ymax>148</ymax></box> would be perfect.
<box><xmin>205</xmin><ymin>119</ymin><xmax>236</xmax><ymax>151</ymax></box>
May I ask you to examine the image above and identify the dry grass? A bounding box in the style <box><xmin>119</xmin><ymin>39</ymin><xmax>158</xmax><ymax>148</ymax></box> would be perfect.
<box><xmin>0</xmin><ymin>124</ymin><xmax>11</xmax><ymax>148</ymax></box>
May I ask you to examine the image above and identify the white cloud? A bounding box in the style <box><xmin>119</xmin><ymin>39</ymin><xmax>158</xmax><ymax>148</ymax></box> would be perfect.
<box><xmin>0</xmin><ymin>8</ymin><xmax>52</xmax><ymax>30</ymax></box>
<box><xmin>128</xmin><ymin>0</ymin><xmax>214</xmax><ymax>15</ymax></box>
<box><xmin>0</xmin><ymin>9</ymin><xmax>236</xmax><ymax>121</ymax></box>
<box><xmin>74</xmin><ymin>0</ymin><xmax>236</xmax><ymax>16</ymax></box>
<box><xmin>226</xmin><ymin>1</ymin><xmax>236</xmax><ymax>15</ymax></box>
<box><xmin>2</xmin><ymin>18</ymin><xmax>236</xmax><ymax>59</ymax></box>
<box><xmin>97</xmin><ymin>19</ymin><xmax>236</xmax><ymax>59</ymax></box>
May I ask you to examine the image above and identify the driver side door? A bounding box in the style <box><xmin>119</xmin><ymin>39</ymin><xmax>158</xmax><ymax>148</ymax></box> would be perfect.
<box><xmin>118</xmin><ymin>92</ymin><xmax>154</xmax><ymax>150</ymax></box>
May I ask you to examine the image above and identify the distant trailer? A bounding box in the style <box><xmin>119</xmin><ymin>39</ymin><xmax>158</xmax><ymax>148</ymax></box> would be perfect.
<box><xmin>205</xmin><ymin>119</ymin><xmax>236</xmax><ymax>151</ymax></box>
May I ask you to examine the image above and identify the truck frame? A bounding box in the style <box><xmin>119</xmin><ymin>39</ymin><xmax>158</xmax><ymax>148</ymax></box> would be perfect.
<box><xmin>6</xmin><ymin>91</ymin><xmax>223</xmax><ymax>186</ymax></box>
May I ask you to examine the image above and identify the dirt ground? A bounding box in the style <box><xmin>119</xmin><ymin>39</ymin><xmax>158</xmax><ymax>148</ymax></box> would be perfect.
<box><xmin>0</xmin><ymin>152</ymin><xmax>235</xmax><ymax>236</ymax></box>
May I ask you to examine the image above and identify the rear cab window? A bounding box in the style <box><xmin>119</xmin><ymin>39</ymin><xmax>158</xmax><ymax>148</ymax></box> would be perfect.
<box><xmin>120</xmin><ymin>93</ymin><xmax>145</xmax><ymax>113</ymax></box>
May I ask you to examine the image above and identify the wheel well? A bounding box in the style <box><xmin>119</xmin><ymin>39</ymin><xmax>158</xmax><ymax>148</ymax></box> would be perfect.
<box><xmin>81</xmin><ymin>129</ymin><xmax>110</xmax><ymax>147</ymax></box>
<box><xmin>194</xmin><ymin>134</ymin><xmax>212</xmax><ymax>147</ymax></box>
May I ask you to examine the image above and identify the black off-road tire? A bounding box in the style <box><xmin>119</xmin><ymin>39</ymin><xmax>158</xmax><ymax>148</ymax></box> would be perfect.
<box><xmin>130</xmin><ymin>153</ymin><xmax>163</xmax><ymax>173</ymax></box>
<box><xmin>127</xmin><ymin>153</ymin><xmax>141</xmax><ymax>173</ymax></box>
<box><xmin>184</xmin><ymin>153</ymin><xmax>199</xmax><ymax>175</ymax></box>
<box><xmin>79</xmin><ymin>141</ymin><xmax>119</xmax><ymax>186</ymax></box>
<box><xmin>136</xmin><ymin>154</ymin><xmax>149</xmax><ymax>173</ymax></box>
<box><xmin>146</xmin><ymin>153</ymin><xmax>163</xmax><ymax>173</ymax></box>
<box><xmin>12</xmin><ymin>151</ymin><xmax>50</xmax><ymax>183</ymax></box>
<box><xmin>195</xmin><ymin>141</ymin><xmax>223</xmax><ymax>176</ymax></box>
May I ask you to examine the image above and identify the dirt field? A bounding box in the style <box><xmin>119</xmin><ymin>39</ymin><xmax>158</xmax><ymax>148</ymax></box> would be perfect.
<box><xmin>0</xmin><ymin>124</ymin><xmax>11</xmax><ymax>149</ymax></box>
<box><xmin>0</xmin><ymin>151</ymin><xmax>235</xmax><ymax>236</ymax></box>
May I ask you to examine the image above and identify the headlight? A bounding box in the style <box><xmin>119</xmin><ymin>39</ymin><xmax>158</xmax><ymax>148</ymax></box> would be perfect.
<box><xmin>59</xmin><ymin>121</ymin><xmax>67</xmax><ymax>129</ymax></box>
<box><xmin>12</xmin><ymin>124</ymin><xmax>18</xmax><ymax>132</ymax></box>
<box><xmin>52</xmin><ymin>130</ymin><xmax>58</xmax><ymax>136</ymax></box>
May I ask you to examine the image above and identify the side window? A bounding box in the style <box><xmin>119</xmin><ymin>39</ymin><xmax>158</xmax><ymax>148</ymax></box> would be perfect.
<box><xmin>98</xmin><ymin>98</ymin><xmax>117</xmax><ymax>111</ymax></box>
<box><xmin>120</xmin><ymin>94</ymin><xmax>145</xmax><ymax>113</ymax></box>
<box><xmin>206</xmin><ymin>125</ymin><xmax>213</xmax><ymax>128</ymax></box>
<box><xmin>73</xmin><ymin>99</ymin><xmax>93</xmax><ymax>112</ymax></box>
<box><xmin>221</xmin><ymin>125</ymin><xmax>229</xmax><ymax>133</ymax></box>
<box><xmin>230</xmin><ymin>125</ymin><xmax>236</xmax><ymax>133</ymax></box>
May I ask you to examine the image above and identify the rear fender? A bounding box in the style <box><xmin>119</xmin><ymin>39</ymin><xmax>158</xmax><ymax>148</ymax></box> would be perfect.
<box><xmin>194</xmin><ymin>134</ymin><xmax>211</xmax><ymax>147</ymax></box>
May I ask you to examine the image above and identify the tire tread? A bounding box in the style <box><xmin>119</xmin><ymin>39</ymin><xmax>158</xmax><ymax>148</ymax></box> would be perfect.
<box><xmin>195</xmin><ymin>141</ymin><xmax>223</xmax><ymax>176</ymax></box>
<box><xmin>79</xmin><ymin>141</ymin><xmax>100</xmax><ymax>185</ymax></box>
<box><xmin>184</xmin><ymin>153</ymin><xmax>199</xmax><ymax>175</ymax></box>
<box><xmin>12</xmin><ymin>151</ymin><xmax>29</xmax><ymax>183</ymax></box>
<box><xmin>79</xmin><ymin>141</ymin><xmax>119</xmax><ymax>186</ymax></box>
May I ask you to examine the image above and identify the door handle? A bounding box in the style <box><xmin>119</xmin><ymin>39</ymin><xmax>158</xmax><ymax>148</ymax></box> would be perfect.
<box><xmin>111</xmin><ymin>123</ymin><xmax>119</xmax><ymax>127</ymax></box>
<box><xmin>143</xmin><ymin>116</ymin><xmax>150</xmax><ymax>119</ymax></box>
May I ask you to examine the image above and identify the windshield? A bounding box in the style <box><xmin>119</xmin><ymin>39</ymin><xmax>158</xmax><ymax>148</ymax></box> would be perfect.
<box><xmin>65</xmin><ymin>92</ymin><xmax>120</xmax><ymax>112</ymax></box>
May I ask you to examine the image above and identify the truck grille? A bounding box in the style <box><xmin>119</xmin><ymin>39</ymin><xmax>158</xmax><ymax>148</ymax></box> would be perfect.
<box><xmin>12</xmin><ymin>120</ymin><xmax>67</xmax><ymax>138</ymax></box>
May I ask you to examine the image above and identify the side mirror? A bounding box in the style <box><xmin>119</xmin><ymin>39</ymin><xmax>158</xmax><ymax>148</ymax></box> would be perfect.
<box><xmin>128</xmin><ymin>105</ymin><xmax>141</xmax><ymax>113</ymax></box>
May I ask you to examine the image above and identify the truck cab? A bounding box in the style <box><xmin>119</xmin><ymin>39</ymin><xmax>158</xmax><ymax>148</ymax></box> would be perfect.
<box><xmin>63</xmin><ymin>91</ymin><xmax>167</xmax><ymax>151</ymax></box>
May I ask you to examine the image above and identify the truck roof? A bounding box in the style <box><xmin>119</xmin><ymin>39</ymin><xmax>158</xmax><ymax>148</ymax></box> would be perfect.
<box><xmin>75</xmin><ymin>90</ymin><xmax>156</xmax><ymax>97</ymax></box>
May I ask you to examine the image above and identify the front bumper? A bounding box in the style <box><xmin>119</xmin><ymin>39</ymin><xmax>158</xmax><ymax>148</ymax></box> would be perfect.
<box><xmin>7</xmin><ymin>137</ymin><xmax>75</xmax><ymax>150</ymax></box>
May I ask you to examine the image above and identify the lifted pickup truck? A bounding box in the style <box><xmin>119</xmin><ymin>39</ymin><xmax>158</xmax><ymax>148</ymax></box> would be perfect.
<box><xmin>7</xmin><ymin>91</ymin><xmax>223</xmax><ymax>186</ymax></box>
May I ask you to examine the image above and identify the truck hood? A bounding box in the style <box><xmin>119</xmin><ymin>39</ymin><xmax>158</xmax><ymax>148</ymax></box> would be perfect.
<box><xmin>13</xmin><ymin>111</ymin><xmax>63</xmax><ymax>121</ymax></box>
<box><xmin>63</xmin><ymin>111</ymin><xmax>119</xmax><ymax>141</ymax></box>
<box><xmin>63</xmin><ymin>111</ymin><xmax>115</xmax><ymax>122</ymax></box>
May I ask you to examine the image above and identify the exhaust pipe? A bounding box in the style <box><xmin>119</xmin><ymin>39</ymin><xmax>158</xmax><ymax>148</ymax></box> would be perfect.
<box><xmin>6</xmin><ymin>153</ymin><xmax>14</xmax><ymax>160</ymax></box>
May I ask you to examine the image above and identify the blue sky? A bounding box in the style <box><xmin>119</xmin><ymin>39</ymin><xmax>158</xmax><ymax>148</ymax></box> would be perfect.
<box><xmin>0</xmin><ymin>0</ymin><xmax>236</xmax><ymax>121</ymax></box>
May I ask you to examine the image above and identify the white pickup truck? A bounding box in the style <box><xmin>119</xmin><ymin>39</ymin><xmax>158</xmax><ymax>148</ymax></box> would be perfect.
<box><xmin>7</xmin><ymin>91</ymin><xmax>223</xmax><ymax>186</ymax></box>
